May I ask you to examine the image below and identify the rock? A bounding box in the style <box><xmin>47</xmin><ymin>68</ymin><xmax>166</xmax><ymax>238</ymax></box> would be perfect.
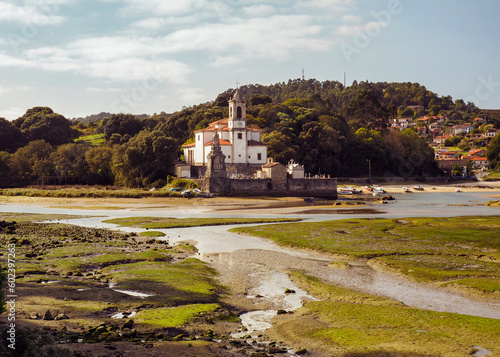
<box><xmin>284</xmin><ymin>288</ymin><xmax>295</xmax><ymax>294</ymax></box>
<box><xmin>276</xmin><ymin>309</ymin><xmax>287</xmax><ymax>315</ymax></box>
<box><xmin>121</xmin><ymin>319</ymin><xmax>134</xmax><ymax>330</ymax></box>
<box><xmin>296</xmin><ymin>348</ymin><xmax>307</xmax><ymax>355</ymax></box>
<box><xmin>94</xmin><ymin>325</ymin><xmax>108</xmax><ymax>335</ymax></box>
<box><xmin>269</xmin><ymin>346</ymin><xmax>287</xmax><ymax>353</ymax></box>
<box><xmin>122</xmin><ymin>329</ymin><xmax>136</xmax><ymax>338</ymax></box>
<box><xmin>172</xmin><ymin>334</ymin><xmax>185</xmax><ymax>341</ymax></box>
<box><xmin>43</xmin><ymin>310</ymin><xmax>54</xmax><ymax>320</ymax></box>
<box><xmin>55</xmin><ymin>313</ymin><xmax>69</xmax><ymax>320</ymax></box>
<box><xmin>29</xmin><ymin>312</ymin><xmax>39</xmax><ymax>320</ymax></box>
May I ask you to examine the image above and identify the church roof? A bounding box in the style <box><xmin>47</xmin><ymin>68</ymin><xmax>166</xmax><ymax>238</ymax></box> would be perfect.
<box><xmin>233</xmin><ymin>89</ymin><xmax>243</xmax><ymax>101</ymax></box>
<box><xmin>205</xmin><ymin>139</ymin><xmax>232</xmax><ymax>146</ymax></box>
<box><xmin>182</xmin><ymin>142</ymin><xmax>196</xmax><ymax>148</ymax></box>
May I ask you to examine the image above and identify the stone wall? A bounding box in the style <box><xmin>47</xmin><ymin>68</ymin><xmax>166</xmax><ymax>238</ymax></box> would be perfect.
<box><xmin>203</xmin><ymin>176</ymin><xmax>337</xmax><ymax>198</ymax></box>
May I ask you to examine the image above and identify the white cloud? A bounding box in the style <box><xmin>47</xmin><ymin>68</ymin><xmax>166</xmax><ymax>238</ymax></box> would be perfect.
<box><xmin>118</xmin><ymin>0</ymin><xmax>231</xmax><ymax>18</ymax></box>
<box><xmin>297</xmin><ymin>0</ymin><xmax>352</xmax><ymax>10</ymax></box>
<box><xmin>211</xmin><ymin>56</ymin><xmax>242</xmax><ymax>68</ymax></box>
<box><xmin>335</xmin><ymin>24</ymin><xmax>363</xmax><ymax>36</ymax></box>
<box><xmin>0</xmin><ymin>41</ymin><xmax>193</xmax><ymax>84</ymax></box>
<box><xmin>130</xmin><ymin>16</ymin><xmax>197</xmax><ymax>31</ymax></box>
<box><xmin>160</xmin><ymin>15</ymin><xmax>331</xmax><ymax>59</ymax></box>
<box><xmin>342</xmin><ymin>14</ymin><xmax>361</xmax><ymax>22</ymax></box>
<box><xmin>0</xmin><ymin>1</ymin><xmax>66</xmax><ymax>25</ymax></box>
<box><xmin>0</xmin><ymin>107</ymin><xmax>25</xmax><ymax>120</ymax></box>
<box><xmin>86</xmin><ymin>87</ymin><xmax>123</xmax><ymax>93</ymax></box>
<box><xmin>178</xmin><ymin>87</ymin><xmax>207</xmax><ymax>104</ymax></box>
<box><xmin>0</xmin><ymin>85</ymin><xmax>6</xmax><ymax>95</ymax></box>
<box><xmin>241</xmin><ymin>5</ymin><xmax>276</xmax><ymax>17</ymax></box>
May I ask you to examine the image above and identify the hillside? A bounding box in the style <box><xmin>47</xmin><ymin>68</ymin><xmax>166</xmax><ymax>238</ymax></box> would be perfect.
<box><xmin>1</xmin><ymin>79</ymin><xmax>499</xmax><ymax>188</ymax></box>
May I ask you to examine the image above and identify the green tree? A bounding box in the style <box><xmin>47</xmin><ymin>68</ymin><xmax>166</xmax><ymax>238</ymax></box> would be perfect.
<box><xmin>299</xmin><ymin>122</ymin><xmax>343</xmax><ymax>175</ymax></box>
<box><xmin>0</xmin><ymin>118</ymin><xmax>25</xmax><ymax>152</ymax></box>
<box><xmin>101</xmin><ymin>114</ymin><xmax>144</xmax><ymax>140</ymax></box>
<box><xmin>262</xmin><ymin>130</ymin><xmax>299</xmax><ymax>164</ymax></box>
<box><xmin>13</xmin><ymin>107</ymin><xmax>73</xmax><ymax>146</ymax></box>
<box><xmin>85</xmin><ymin>146</ymin><xmax>114</xmax><ymax>184</ymax></box>
<box><xmin>50</xmin><ymin>143</ymin><xmax>89</xmax><ymax>183</ymax></box>
<box><xmin>9</xmin><ymin>140</ymin><xmax>54</xmax><ymax>177</ymax></box>
<box><xmin>113</xmin><ymin>131</ymin><xmax>179</xmax><ymax>187</ymax></box>
<box><xmin>486</xmin><ymin>134</ymin><xmax>500</xmax><ymax>169</ymax></box>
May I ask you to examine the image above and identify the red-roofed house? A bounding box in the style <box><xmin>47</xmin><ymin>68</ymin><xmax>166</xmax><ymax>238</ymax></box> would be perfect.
<box><xmin>182</xmin><ymin>89</ymin><xmax>267</xmax><ymax>171</ymax></box>
<box><xmin>462</xmin><ymin>156</ymin><xmax>489</xmax><ymax>169</ymax></box>
<box><xmin>468</xmin><ymin>148</ymin><xmax>487</xmax><ymax>157</ymax></box>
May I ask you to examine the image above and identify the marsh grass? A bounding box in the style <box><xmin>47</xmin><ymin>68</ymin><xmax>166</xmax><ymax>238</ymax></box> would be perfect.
<box><xmin>139</xmin><ymin>231</ymin><xmax>166</xmax><ymax>237</ymax></box>
<box><xmin>231</xmin><ymin>216</ymin><xmax>500</xmax><ymax>296</ymax></box>
<box><xmin>0</xmin><ymin>219</ymin><xmax>224</xmax><ymax>336</ymax></box>
<box><xmin>270</xmin><ymin>272</ymin><xmax>500</xmax><ymax>356</ymax></box>
<box><xmin>135</xmin><ymin>304</ymin><xmax>220</xmax><ymax>328</ymax></box>
<box><xmin>104</xmin><ymin>216</ymin><xmax>300</xmax><ymax>229</ymax></box>
<box><xmin>0</xmin><ymin>187</ymin><xmax>180</xmax><ymax>198</ymax></box>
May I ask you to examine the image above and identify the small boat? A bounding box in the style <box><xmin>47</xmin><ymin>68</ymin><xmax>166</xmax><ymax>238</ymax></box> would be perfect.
<box><xmin>455</xmin><ymin>188</ymin><xmax>462</xmax><ymax>192</ymax></box>
<box><xmin>337</xmin><ymin>186</ymin><xmax>363</xmax><ymax>195</ymax></box>
<box><xmin>337</xmin><ymin>187</ymin><xmax>354</xmax><ymax>195</ymax></box>
<box><xmin>413</xmin><ymin>185</ymin><xmax>424</xmax><ymax>191</ymax></box>
<box><xmin>304</xmin><ymin>197</ymin><xmax>314</xmax><ymax>203</ymax></box>
<box><xmin>364</xmin><ymin>186</ymin><xmax>374</xmax><ymax>192</ymax></box>
<box><xmin>402</xmin><ymin>187</ymin><xmax>411</xmax><ymax>193</ymax></box>
<box><xmin>372</xmin><ymin>186</ymin><xmax>386</xmax><ymax>194</ymax></box>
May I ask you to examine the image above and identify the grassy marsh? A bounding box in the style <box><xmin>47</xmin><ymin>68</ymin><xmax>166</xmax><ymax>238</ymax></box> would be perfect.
<box><xmin>230</xmin><ymin>216</ymin><xmax>500</xmax><ymax>297</ymax></box>
<box><xmin>267</xmin><ymin>272</ymin><xmax>500</xmax><ymax>356</ymax></box>
<box><xmin>104</xmin><ymin>216</ymin><xmax>301</xmax><ymax>229</ymax></box>
<box><xmin>0</xmin><ymin>219</ymin><xmax>239</xmax><ymax>352</ymax></box>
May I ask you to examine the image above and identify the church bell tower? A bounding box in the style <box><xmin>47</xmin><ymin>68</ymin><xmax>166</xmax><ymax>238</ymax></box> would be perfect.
<box><xmin>228</xmin><ymin>89</ymin><xmax>246</xmax><ymax>130</ymax></box>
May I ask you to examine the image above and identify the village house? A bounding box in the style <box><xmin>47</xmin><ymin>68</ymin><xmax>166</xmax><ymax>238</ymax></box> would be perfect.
<box><xmin>468</xmin><ymin>148</ymin><xmax>487</xmax><ymax>157</ymax></box>
<box><xmin>473</xmin><ymin>117</ymin><xmax>486</xmax><ymax>125</ymax></box>
<box><xmin>451</xmin><ymin>123</ymin><xmax>473</xmax><ymax>136</ymax></box>
<box><xmin>433</xmin><ymin>134</ymin><xmax>451</xmax><ymax>145</ymax></box>
<box><xmin>461</xmin><ymin>155</ymin><xmax>489</xmax><ymax>169</ymax></box>
<box><xmin>483</xmin><ymin>128</ymin><xmax>498</xmax><ymax>138</ymax></box>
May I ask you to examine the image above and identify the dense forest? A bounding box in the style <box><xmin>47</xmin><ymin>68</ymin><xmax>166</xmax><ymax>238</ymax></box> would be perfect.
<box><xmin>1</xmin><ymin>79</ymin><xmax>499</xmax><ymax>188</ymax></box>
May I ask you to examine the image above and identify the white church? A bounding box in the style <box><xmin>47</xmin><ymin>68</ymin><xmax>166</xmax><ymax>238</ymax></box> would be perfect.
<box><xmin>181</xmin><ymin>89</ymin><xmax>267</xmax><ymax>177</ymax></box>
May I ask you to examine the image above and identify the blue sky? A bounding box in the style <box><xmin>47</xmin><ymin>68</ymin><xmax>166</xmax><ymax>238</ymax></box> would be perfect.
<box><xmin>1</xmin><ymin>0</ymin><xmax>500</xmax><ymax>120</ymax></box>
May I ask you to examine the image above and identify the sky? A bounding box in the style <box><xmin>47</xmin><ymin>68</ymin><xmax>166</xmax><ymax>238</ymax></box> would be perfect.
<box><xmin>1</xmin><ymin>0</ymin><xmax>500</xmax><ymax>120</ymax></box>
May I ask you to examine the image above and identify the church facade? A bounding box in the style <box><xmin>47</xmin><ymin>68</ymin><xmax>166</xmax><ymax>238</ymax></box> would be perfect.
<box><xmin>182</xmin><ymin>90</ymin><xmax>267</xmax><ymax>176</ymax></box>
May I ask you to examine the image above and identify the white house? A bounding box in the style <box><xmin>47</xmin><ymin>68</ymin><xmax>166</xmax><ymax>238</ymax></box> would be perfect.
<box><xmin>182</xmin><ymin>89</ymin><xmax>267</xmax><ymax>170</ymax></box>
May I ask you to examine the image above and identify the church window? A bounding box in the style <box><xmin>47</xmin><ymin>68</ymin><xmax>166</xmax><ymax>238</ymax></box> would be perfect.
<box><xmin>237</xmin><ymin>106</ymin><xmax>242</xmax><ymax>118</ymax></box>
<box><xmin>258</xmin><ymin>153</ymin><xmax>262</xmax><ymax>160</ymax></box>
<box><xmin>238</xmin><ymin>133</ymin><xmax>242</xmax><ymax>139</ymax></box>
<box><xmin>230</xmin><ymin>107</ymin><xmax>232</xmax><ymax>117</ymax></box>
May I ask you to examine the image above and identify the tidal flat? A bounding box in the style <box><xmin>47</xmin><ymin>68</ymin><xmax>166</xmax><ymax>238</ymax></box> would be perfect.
<box><xmin>1</xmin><ymin>195</ymin><xmax>500</xmax><ymax>356</ymax></box>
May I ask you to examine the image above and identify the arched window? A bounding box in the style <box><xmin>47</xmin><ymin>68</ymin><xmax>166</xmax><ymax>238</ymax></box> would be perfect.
<box><xmin>230</xmin><ymin>107</ymin><xmax>233</xmax><ymax>118</ymax></box>
<box><xmin>237</xmin><ymin>106</ymin><xmax>242</xmax><ymax>118</ymax></box>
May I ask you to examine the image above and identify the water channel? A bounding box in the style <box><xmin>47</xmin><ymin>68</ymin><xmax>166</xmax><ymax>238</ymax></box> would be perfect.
<box><xmin>1</xmin><ymin>191</ymin><xmax>500</xmax><ymax>342</ymax></box>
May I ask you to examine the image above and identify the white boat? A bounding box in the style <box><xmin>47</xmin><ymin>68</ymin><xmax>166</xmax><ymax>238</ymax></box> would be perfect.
<box><xmin>455</xmin><ymin>188</ymin><xmax>462</xmax><ymax>192</ymax></box>
<box><xmin>413</xmin><ymin>185</ymin><xmax>424</xmax><ymax>191</ymax></box>
<box><xmin>402</xmin><ymin>187</ymin><xmax>411</xmax><ymax>192</ymax></box>
<box><xmin>337</xmin><ymin>186</ymin><xmax>362</xmax><ymax>195</ymax></box>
